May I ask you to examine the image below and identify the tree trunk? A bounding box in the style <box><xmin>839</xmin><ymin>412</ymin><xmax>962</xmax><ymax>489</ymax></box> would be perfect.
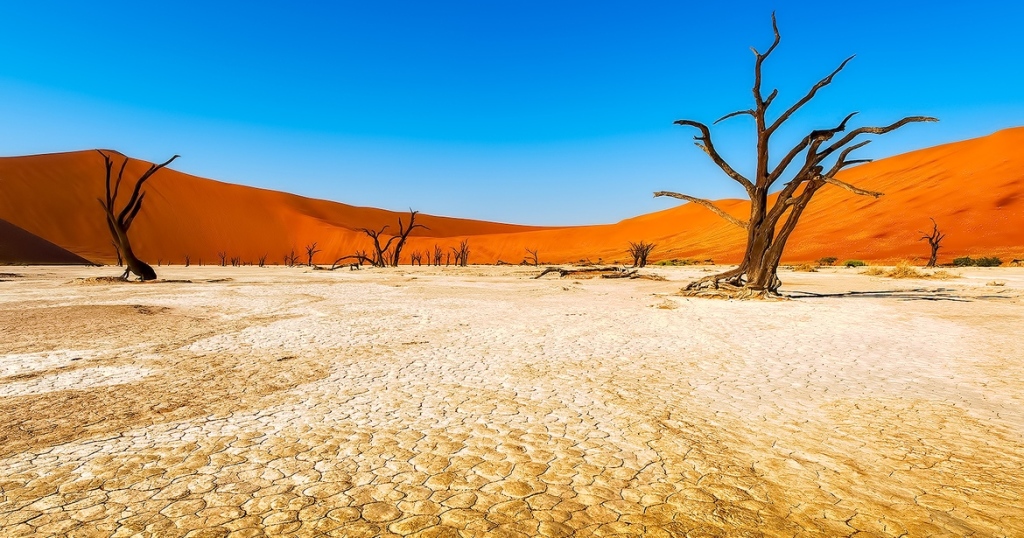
<box><xmin>109</xmin><ymin>216</ymin><xmax>155</xmax><ymax>280</ymax></box>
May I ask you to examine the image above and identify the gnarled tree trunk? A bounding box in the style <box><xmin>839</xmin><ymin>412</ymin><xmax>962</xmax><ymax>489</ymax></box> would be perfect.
<box><xmin>655</xmin><ymin>14</ymin><xmax>935</xmax><ymax>299</ymax></box>
<box><xmin>96</xmin><ymin>151</ymin><xmax>178</xmax><ymax>281</ymax></box>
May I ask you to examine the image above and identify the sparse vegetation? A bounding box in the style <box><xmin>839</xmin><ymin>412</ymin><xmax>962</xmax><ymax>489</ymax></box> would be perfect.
<box><xmin>817</xmin><ymin>256</ymin><xmax>837</xmax><ymax>266</ymax></box>
<box><xmin>863</xmin><ymin>262</ymin><xmax>957</xmax><ymax>279</ymax></box>
<box><xmin>791</xmin><ymin>264</ymin><xmax>817</xmax><ymax>272</ymax></box>
<box><xmin>844</xmin><ymin>260</ymin><xmax>866</xmax><ymax>267</ymax></box>
<box><xmin>953</xmin><ymin>256</ymin><xmax>1003</xmax><ymax>267</ymax></box>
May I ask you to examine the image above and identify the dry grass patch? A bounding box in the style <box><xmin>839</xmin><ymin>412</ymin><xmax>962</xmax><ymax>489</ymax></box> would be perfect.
<box><xmin>863</xmin><ymin>262</ymin><xmax>958</xmax><ymax>280</ymax></box>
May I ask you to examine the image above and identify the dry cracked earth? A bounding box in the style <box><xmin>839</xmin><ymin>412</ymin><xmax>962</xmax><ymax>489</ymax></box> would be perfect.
<box><xmin>1</xmin><ymin>265</ymin><xmax>1022</xmax><ymax>537</ymax></box>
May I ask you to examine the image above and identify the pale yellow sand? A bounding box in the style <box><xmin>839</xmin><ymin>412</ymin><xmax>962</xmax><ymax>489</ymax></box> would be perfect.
<box><xmin>1</xmin><ymin>265</ymin><xmax>1022</xmax><ymax>536</ymax></box>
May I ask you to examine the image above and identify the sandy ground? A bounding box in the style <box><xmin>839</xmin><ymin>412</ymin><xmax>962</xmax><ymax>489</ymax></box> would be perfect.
<box><xmin>0</xmin><ymin>264</ymin><xmax>1022</xmax><ymax>537</ymax></box>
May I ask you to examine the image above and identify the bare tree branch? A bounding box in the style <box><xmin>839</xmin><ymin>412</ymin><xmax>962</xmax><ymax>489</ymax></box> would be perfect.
<box><xmin>767</xmin><ymin>55</ymin><xmax>855</xmax><ymax>135</ymax></box>
<box><xmin>653</xmin><ymin>191</ymin><xmax>748</xmax><ymax>229</ymax></box>
<box><xmin>714</xmin><ymin>109</ymin><xmax>755</xmax><ymax>124</ymax></box>
<box><xmin>822</xmin><ymin>177</ymin><xmax>883</xmax><ymax>198</ymax></box>
<box><xmin>824</xmin><ymin>116</ymin><xmax>939</xmax><ymax>157</ymax></box>
<box><xmin>673</xmin><ymin>120</ymin><xmax>754</xmax><ymax>192</ymax></box>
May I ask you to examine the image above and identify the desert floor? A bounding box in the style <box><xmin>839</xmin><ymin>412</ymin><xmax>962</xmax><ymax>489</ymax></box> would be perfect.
<box><xmin>1</xmin><ymin>265</ymin><xmax>1022</xmax><ymax>537</ymax></box>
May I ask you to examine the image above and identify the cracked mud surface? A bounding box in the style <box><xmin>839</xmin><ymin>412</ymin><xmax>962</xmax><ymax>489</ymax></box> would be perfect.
<box><xmin>1</xmin><ymin>266</ymin><xmax>1022</xmax><ymax>536</ymax></box>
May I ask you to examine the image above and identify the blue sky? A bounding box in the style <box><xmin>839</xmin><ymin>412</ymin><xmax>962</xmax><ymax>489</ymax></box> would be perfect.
<box><xmin>1</xmin><ymin>1</ymin><xmax>1022</xmax><ymax>225</ymax></box>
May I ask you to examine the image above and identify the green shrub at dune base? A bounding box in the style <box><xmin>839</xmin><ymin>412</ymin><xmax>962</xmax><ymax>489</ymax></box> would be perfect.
<box><xmin>844</xmin><ymin>260</ymin><xmax>866</xmax><ymax>267</ymax></box>
<box><xmin>952</xmin><ymin>256</ymin><xmax>1002</xmax><ymax>267</ymax></box>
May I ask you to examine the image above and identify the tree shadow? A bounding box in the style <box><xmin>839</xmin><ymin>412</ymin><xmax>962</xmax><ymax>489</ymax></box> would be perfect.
<box><xmin>784</xmin><ymin>288</ymin><xmax>980</xmax><ymax>302</ymax></box>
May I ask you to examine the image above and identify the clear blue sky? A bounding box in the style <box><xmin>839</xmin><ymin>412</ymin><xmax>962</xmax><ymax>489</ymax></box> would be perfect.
<box><xmin>1</xmin><ymin>1</ymin><xmax>1022</xmax><ymax>225</ymax></box>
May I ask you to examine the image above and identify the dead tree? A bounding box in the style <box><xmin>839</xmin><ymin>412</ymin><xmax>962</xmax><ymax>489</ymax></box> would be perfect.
<box><xmin>218</xmin><ymin>251</ymin><xmax>227</xmax><ymax>267</ymax></box>
<box><xmin>627</xmin><ymin>241</ymin><xmax>656</xmax><ymax>268</ymax></box>
<box><xmin>284</xmin><ymin>249</ymin><xmax>300</xmax><ymax>267</ymax></box>
<box><xmin>96</xmin><ymin>150</ymin><xmax>179</xmax><ymax>281</ymax></box>
<box><xmin>184</xmin><ymin>255</ymin><xmax>190</xmax><ymax>267</ymax></box>
<box><xmin>305</xmin><ymin>242</ymin><xmax>321</xmax><ymax>267</ymax></box>
<box><xmin>391</xmin><ymin>210</ymin><xmax>429</xmax><ymax>267</ymax></box>
<box><xmin>230</xmin><ymin>256</ymin><xmax>240</xmax><ymax>267</ymax></box>
<box><xmin>433</xmin><ymin>245</ymin><xmax>444</xmax><ymax>266</ymax></box>
<box><xmin>451</xmin><ymin>240</ymin><xmax>470</xmax><ymax>267</ymax></box>
<box><xmin>918</xmin><ymin>218</ymin><xmax>945</xmax><ymax>267</ymax></box>
<box><xmin>525</xmin><ymin>248</ymin><xmax>540</xmax><ymax>266</ymax></box>
<box><xmin>258</xmin><ymin>254</ymin><xmax>268</xmax><ymax>267</ymax></box>
<box><xmin>654</xmin><ymin>14</ymin><xmax>935</xmax><ymax>298</ymax></box>
<box><xmin>410</xmin><ymin>251</ymin><xmax>423</xmax><ymax>266</ymax></box>
<box><xmin>111</xmin><ymin>241</ymin><xmax>123</xmax><ymax>266</ymax></box>
<box><xmin>359</xmin><ymin>225</ymin><xmax>397</xmax><ymax>267</ymax></box>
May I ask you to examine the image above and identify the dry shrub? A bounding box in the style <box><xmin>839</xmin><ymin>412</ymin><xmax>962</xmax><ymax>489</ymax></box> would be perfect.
<box><xmin>986</xmin><ymin>280</ymin><xmax>1007</xmax><ymax>286</ymax></box>
<box><xmin>863</xmin><ymin>262</ymin><xmax>959</xmax><ymax>280</ymax></box>
<box><xmin>792</xmin><ymin>264</ymin><xmax>818</xmax><ymax>272</ymax></box>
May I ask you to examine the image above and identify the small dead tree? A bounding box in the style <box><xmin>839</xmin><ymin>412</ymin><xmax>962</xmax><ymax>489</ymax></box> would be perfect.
<box><xmin>218</xmin><ymin>251</ymin><xmax>227</xmax><ymax>267</ymax></box>
<box><xmin>111</xmin><ymin>241</ymin><xmax>123</xmax><ymax>266</ymax></box>
<box><xmin>918</xmin><ymin>218</ymin><xmax>945</xmax><ymax>267</ymax></box>
<box><xmin>284</xmin><ymin>249</ymin><xmax>301</xmax><ymax>267</ymax></box>
<box><xmin>525</xmin><ymin>248</ymin><xmax>540</xmax><ymax>266</ymax></box>
<box><xmin>627</xmin><ymin>241</ymin><xmax>656</xmax><ymax>268</ymax></box>
<box><xmin>391</xmin><ymin>209</ymin><xmax>429</xmax><ymax>267</ymax></box>
<box><xmin>451</xmin><ymin>240</ymin><xmax>470</xmax><ymax>267</ymax></box>
<box><xmin>433</xmin><ymin>245</ymin><xmax>444</xmax><ymax>266</ymax></box>
<box><xmin>258</xmin><ymin>254</ymin><xmax>268</xmax><ymax>267</ymax></box>
<box><xmin>654</xmin><ymin>14</ymin><xmax>935</xmax><ymax>298</ymax></box>
<box><xmin>410</xmin><ymin>251</ymin><xmax>423</xmax><ymax>266</ymax></box>
<box><xmin>97</xmin><ymin>151</ymin><xmax>178</xmax><ymax>280</ymax></box>
<box><xmin>305</xmin><ymin>242</ymin><xmax>321</xmax><ymax>267</ymax></box>
<box><xmin>230</xmin><ymin>256</ymin><xmax>240</xmax><ymax>267</ymax></box>
<box><xmin>184</xmin><ymin>255</ymin><xmax>190</xmax><ymax>267</ymax></box>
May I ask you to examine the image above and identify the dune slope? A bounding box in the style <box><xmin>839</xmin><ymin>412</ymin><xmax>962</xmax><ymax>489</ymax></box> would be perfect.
<box><xmin>1</xmin><ymin>128</ymin><xmax>1022</xmax><ymax>266</ymax></box>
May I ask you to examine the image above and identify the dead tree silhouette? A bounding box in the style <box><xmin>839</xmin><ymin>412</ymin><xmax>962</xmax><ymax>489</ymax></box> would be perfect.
<box><xmin>525</xmin><ymin>248</ymin><xmax>540</xmax><ymax>266</ymax></box>
<box><xmin>305</xmin><ymin>242</ymin><xmax>321</xmax><ymax>267</ymax></box>
<box><xmin>919</xmin><ymin>218</ymin><xmax>945</xmax><ymax>267</ymax></box>
<box><xmin>96</xmin><ymin>150</ymin><xmax>179</xmax><ymax>281</ymax></box>
<box><xmin>410</xmin><ymin>251</ymin><xmax>423</xmax><ymax>266</ymax></box>
<box><xmin>433</xmin><ymin>245</ymin><xmax>444</xmax><ymax>266</ymax></box>
<box><xmin>258</xmin><ymin>254</ymin><xmax>268</xmax><ymax>267</ymax></box>
<box><xmin>218</xmin><ymin>251</ymin><xmax>227</xmax><ymax>267</ymax></box>
<box><xmin>627</xmin><ymin>241</ymin><xmax>656</xmax><ymax>268</ymax></box>
<box><xmin>390</xmin><ymin>210</ymin><xmax>429</xmax><ymax>267</ymax></box>
<box><xmin>359</xmin><ymin>226</ymin><xmax>397</xmax><ymax>267</ymax></box>
<box><xmin>654</xmin><ymin>14</ymin><xmax>935</xmax><ymax>298</ymax></box>
<box><xmin>451</xmin><ymin>240</ymin><xmax>470</xmax><ymax>267</ymax></box>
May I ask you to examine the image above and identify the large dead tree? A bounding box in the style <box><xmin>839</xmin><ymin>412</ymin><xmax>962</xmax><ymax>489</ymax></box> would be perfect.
<box><xmin>655</xmin><ymin>14</ymin><xmax>936</xmax><ymax>298</ymax></box>
<box><xmin>919</xmin><ymin>217</ymin><xmax>945</xmax><ymax>267</ymax></box>
<box><xmin>390</xmin><ymin>210</ymin><xmax>428</xmax><ymax>267</ymax></box>
<box><xmin>97</xmin><ymin>151</ymin><xmax>179</xmax><ymax>281</ymax></box>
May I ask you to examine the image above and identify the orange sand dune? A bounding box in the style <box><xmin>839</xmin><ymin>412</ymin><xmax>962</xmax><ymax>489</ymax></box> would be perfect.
<box><xmin>1</xmin><ymin>128</ymin><xmax>1023</xmax><ymax>267</ymax></box>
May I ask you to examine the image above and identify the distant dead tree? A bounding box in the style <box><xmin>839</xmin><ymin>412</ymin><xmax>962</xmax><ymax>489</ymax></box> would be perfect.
<box><xmin>218</xmin><ymin>251</ymin><xmax>227</xmax><ymax>267</ymax></box>
<box><xmin>230</xmin><ymin>256</ymin><xmax>240</xmax><ymax>267</ymax></box>
<box><xmin>391</xmin><ymin>210</ymin><xmax>428</xmax><ymax>267</ymax></box>
<box><xmin>410</xmin><ymin>251</ymin><xmax>423</xmax><ymax>266</ymax></box>
<box><xmin>305</xmin><ymin>242</ymin><xmax>321</xmax><ymax>267</ymax></box>
<box><xmin>451</xmin><ymin>240</ymin><xmax>470</xmax><ymax>267</ymax></box>
<box><xmin>654</xmin><ymin>14</ymin><xmax>935</xmax><ymax>298</ymax></box>
<box><xmin>258</xmin><ymin>254</ymin><xmax>268</xmax><ymax>267</ymax></box>
<box><xmin>96</xmin><ymin>150</ymin><xmax>179</xmax><ymax>280</ymax></box>
<box><xmin>525</xmin><ymin>248</ymin><xmax>540</xmax><ymax>266</ymax></box>
<box><xmin>111</xmin><ymin>241</ymin><xmax>123</xmax><ymax>266</ymax></box>
<box><xmin>918</xmin><ymin>217</ymin><xmax>945</xmax><ymax>267</ymax></box>
<box><xmin>284</xmin><ymin>248</ymin><xmax>300</xmax><ymax>267</ymax></box>
<box><xmin>627</xmin><ymin>241</ymin><xmax>656</xmax><ymax>268</ymax></box>
<box><xmin>433</xmin><ymin>245</ymin><xmax>444</xmax><ymax>266</ymax></box>
<box><xmin>184</xmin><ymin>255</ymin><xmax>190</xmax><ymax>267</ymax></box>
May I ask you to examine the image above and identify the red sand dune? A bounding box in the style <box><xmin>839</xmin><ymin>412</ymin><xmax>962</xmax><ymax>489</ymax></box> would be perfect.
<box><xmin>1</xmin><ymin>128</ymin><xmax>1022</xmax><ymax>267</ymax></box>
